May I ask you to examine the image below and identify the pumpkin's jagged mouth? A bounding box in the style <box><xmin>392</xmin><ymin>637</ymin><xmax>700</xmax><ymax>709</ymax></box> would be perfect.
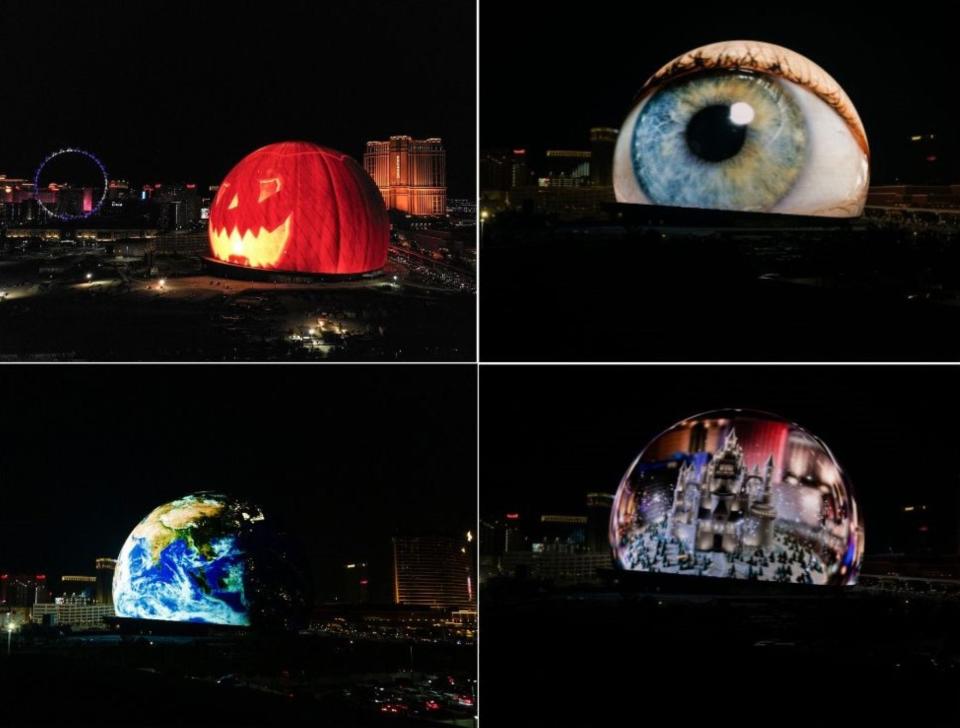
<box><xmin>209</xmin><ymin>213</ymin><xmax>292</xmax><ymax>268</ymax></box>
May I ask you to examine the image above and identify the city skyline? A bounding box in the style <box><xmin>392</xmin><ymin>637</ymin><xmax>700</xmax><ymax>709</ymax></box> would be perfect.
<box><xmin>480</xmin><ymin>366</ymin><xmax>960</xmax><ymax>557</ymax></box>
<box><xmin>0</xmin><ymin>1</ymin><xmax>475</xmax><ymax>195</ymax></box>
<box><xmin>0</xmin><ymin>134</ymin><xmax>466</xmax><ymax>199</ymax></box>
<box><xmin>0</xmin><ymin>365</ymin><xmax>476</xmax><ymax>602</ymax></box>
<box><xmin>481</xmin><ymin>5</ymin><xmax>960</xmax><ymax>185</ymax></box>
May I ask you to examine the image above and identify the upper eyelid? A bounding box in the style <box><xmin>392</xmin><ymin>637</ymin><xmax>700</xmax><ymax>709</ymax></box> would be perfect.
<box><xmin>634</xmin><ymin>40</ymin><xmax>868</xmax><ymax>158</ymax></box>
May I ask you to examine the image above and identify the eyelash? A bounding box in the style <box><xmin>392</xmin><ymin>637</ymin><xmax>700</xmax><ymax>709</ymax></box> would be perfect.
<box><xmin>638</xmin><ymin>50</ymin><xmax>865</xmax><ymax>154</ymax></box>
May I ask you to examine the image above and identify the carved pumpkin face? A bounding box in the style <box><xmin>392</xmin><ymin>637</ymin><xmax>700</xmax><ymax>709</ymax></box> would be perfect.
<box><xmin>209</xmin><ymin>141</ymin><xmax>389</xmax><ymax>275</ymax></box>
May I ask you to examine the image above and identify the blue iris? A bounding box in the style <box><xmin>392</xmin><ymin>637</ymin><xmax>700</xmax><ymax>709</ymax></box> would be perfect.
<box><xmin>631</xmin><ymin>72</ymin><xmax>807</xmax><ymax>212</ymax></box>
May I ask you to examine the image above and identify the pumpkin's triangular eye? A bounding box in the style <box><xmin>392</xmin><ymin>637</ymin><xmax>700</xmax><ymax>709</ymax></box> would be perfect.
<box><xmin>228</xmin><ymin>193</ymin><xmax>239</xmax><ymax>210</ymax></box>
<box><xmin>258</xmin><ymin>177</ymin><xmax>281</xmax><ymax>203</ymax></box>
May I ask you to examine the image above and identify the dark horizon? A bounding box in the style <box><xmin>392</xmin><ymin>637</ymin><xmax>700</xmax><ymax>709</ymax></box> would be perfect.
<box><xmin>0</xmin><ymin>0</ymin><xmax>476</xmax><ymax>195</ymax></box>
<box><xmin>481</xmin><ymin>366</ymin><xmax>960</xmax><ymax>556</ymax></box>
<box><xmin>481</xmin><ymin>4</ymin><xmax>960</xmax><ymax>185</ymax></box>
<box><xmin>0</xmin><ymin>365</ymin><xmax>477</xmax><ymax>601</ymax></box>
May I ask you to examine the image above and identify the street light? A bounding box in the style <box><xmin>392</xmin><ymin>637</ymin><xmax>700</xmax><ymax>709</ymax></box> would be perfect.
<box><xmin>6</xmin><ymin>623</ymin><xmax>16</xmax><ymax>656</ymax></box>
<box><xmin>480</xmin><ymin>210</ymin><xmax>489</xmax><ymax>244</ymax></box>
<box><xmin>85</xmin><ymin>272</ymin><xmax>93</xmax><ymax>281</ymax></box>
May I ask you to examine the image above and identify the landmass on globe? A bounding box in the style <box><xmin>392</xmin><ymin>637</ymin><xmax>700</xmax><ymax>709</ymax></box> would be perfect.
<box><xmin>113</xmin><ymin>493</ymin><xmax>253</xmax><ymax>626</ymax></box>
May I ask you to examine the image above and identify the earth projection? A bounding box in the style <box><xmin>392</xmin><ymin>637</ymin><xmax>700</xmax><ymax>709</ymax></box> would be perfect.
<box><xmin>113</xmin><ymin>492</ymin><xmax>310</xmax><ymax>627</ymax></box>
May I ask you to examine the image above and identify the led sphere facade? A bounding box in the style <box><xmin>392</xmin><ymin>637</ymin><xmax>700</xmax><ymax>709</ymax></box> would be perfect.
<box><xmin>610</xmin><ymin>410</ymin><xmax>863</xmax><ymax>586</ymax></box>
<box><xmin>113</xmin><ymin>492</ymin><xmax>311</xmax><ymax>628</ymax></box>
<box><xmin>208</xmin><ymin>141</ymin><xmax>389</xmax><ymax>276</ymax></box>
<box><xmin>613</xmin><ymin>41</ymin><xmax>870</xmax><ymax>217</ymax></box>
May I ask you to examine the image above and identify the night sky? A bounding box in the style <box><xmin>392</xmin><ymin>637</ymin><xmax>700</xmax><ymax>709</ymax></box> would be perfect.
<box><xmin>0</xmin><ymin>365</ymin><xmax>476</xmax><ymax>601</ymax></box>
<box><xmin>481</xmin><ymin>366</ymin><xmax>960</xmax><ymax>555</ymax></box>
<box><xmin>481</xmin><ymin>4</ymin><xmax>958</xmax><ymax>184</ymax></box>
<box><xmin>0</xmin><ymin>0</ymin><xmax>475</xmax><ymax>194</ymax></box>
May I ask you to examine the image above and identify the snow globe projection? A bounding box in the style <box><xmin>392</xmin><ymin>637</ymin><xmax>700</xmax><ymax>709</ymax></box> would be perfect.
<box><xmin>613</xmin><ymin>40</ymin><xmax>870</xmax><ymax>217</ymax></box>
<box><xmin>610</xmin><ymin>410</ymin><xmax>864</xmax><ymax>585</ymax></box>
<box><xmin>113</xmin><ymin>492</ymin><xmax>311</xmax><ymax>627</ymax></box>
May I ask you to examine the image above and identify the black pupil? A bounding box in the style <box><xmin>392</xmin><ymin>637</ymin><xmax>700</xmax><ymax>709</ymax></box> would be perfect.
<box><xmin>686</xmin><ymin>104</ymin><xmax>748</xmax><ymax>162</ymax></box>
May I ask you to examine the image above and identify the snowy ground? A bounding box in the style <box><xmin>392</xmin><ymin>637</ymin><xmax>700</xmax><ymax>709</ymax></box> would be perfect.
<box><xmin>618</xmin><ymin>519</ymin><xmax>829</xmax><ymax>584</ymax></box>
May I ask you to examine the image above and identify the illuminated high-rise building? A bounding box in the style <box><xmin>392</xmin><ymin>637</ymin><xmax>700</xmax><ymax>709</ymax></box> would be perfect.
<box><xmin>364</xmin><ymin>136</ymin><xmax>446</xmax><ymax>216</ymax></box>
<box><xmin>392</xmin><ymin>535</ymin><xmax>472</xmax><ymax>609</ymax></box>
<box><xmin>95</xmin><ymin>558</ymin><xmax>116</xmax><ymax>606</ymax></box>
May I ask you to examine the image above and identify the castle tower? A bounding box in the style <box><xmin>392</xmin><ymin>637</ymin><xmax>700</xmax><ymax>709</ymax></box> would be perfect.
<box><xmin>744</xmin><ymin>455</ymin><xmax>778</xmax><ymax>550</ymax></box>
<box><xmin>697</xmin><ymin>428</ymin><xmax>745</xmax><ymax>553</ymax></box>
<box><xmin>696</xmin><ymin>476</ymin><xmax>716</xmax><ymax>551</ymax></box>
<box><xmin>671</xmin><ymin>462</ymin><xmax>690</xmax><ymax>523</ymax></box>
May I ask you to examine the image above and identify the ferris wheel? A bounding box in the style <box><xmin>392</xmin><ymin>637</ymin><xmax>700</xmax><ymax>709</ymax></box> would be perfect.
<box><xmin>33</xmin><ymin>147</ymin><xmax>109</xmax><ymax>221</ymax></box>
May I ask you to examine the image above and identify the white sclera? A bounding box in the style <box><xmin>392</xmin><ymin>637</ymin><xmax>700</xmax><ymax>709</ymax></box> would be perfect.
<box><xmin>773</xmin><ymin>81</ymin><xmax>869</xmax><ymax>217</ymax></box>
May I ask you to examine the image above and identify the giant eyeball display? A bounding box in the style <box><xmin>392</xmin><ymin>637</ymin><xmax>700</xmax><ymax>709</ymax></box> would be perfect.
<box><xmin>610</xmin><ymin>410</ymin><xmax>864</xmax><ymax>586</ymax></box>
<box><xmin>209</xmin><ymin>141</ymin><xmax>389</xmax><ymax>276</ymax></box>
<box><xmin>613</xmin><ymin>41</ymin><xmax>869</xmax><ymax>217</ymax></box>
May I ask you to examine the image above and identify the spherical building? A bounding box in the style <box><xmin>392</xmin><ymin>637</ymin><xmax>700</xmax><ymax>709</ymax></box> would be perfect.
<box><xmin>613</xmin><ymin>40</ymin><xmax>869</xmax><ymax>217</ymax></box>
<box><xmin>113</xmin><ymin>492</ymin><xmax>311</xmax><ymax>628</ymax></box>
<box><xmin>208</xmin><ymin>141</ymin><xmax>389</xmax><ymax>276</ymax></box>
<box><xmin>610</xmin><ymin>410</ymin><xmax>863</xmax><ymax>586</ymax></box>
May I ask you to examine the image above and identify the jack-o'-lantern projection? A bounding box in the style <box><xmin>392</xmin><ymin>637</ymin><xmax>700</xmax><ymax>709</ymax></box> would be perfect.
<box><xmin>209</xmin><ymin>141</ymin><xmax>389</xmax><ymax>275</ymax></box>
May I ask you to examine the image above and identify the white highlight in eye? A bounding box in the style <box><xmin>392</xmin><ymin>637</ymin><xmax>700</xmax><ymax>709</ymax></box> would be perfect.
<box><xmin>729</xmin><ymin>102</ymin><xmax>755</xmax><ymax>126</ymax></box>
